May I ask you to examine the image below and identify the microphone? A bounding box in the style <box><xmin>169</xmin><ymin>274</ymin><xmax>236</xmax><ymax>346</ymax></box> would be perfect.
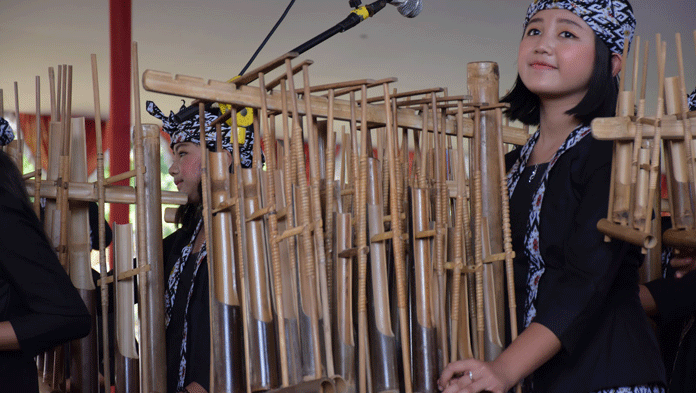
<box><xmin>389</xmin><ymin>0</ymin><xmax>422</xmax><ymax>18</ymax></box>
<box><xmin>352</xmin><ymin>0</ymin><xmax>423</xmax><ymax>18</ymax></box>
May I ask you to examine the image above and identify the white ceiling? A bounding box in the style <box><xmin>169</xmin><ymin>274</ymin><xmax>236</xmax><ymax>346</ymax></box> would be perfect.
<box><xmin>1</xmin><ymin>0</ymin><xmax>695</xmax><ymax>123</ymax></box>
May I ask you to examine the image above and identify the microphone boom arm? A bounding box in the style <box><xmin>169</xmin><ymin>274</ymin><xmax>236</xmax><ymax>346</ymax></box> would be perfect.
<box><xmin>290</xmin><ymin>0</ymin><xmax>388</xmax><ymax>55</ymax></box>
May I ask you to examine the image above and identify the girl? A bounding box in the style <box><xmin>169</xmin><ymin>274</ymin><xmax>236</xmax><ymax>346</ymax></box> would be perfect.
<box><xmin>438</xmin><ymin>1</ymin><xmax>665</xmax><ymax>392</ymax></box>
<box><xmin>146</xmin><ymin>101</ymin><xmax>253</xmax><ymax>393</ymax></box>
<box><xmin>0</xmin><ymin>118</ymin><xmax>91</xmax><ymax>391</ymax></box>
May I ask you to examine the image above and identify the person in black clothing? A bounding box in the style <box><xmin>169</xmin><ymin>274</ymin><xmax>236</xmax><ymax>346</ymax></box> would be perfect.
<box><xmin>438</xmin><ymin>1</ymin><xmax>665</xmax><ymax>392</ymax></box>
<box><xmin>0</xmin><ymin>117</ymin><xmax>91</xmax><ymax>391</ymax></box>
<box><xmin>639</xmin><ymin>87</ymin><xmax>696</xmax><ymax>393</ymax></box>
<box><xmin>146</xmin><ymin>101</ymin><xmax>253</xmax><ymax>393</ymax></box>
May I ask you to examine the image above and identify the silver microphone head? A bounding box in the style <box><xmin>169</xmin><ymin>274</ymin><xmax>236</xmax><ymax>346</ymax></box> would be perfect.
<box><xmin>390</xmin><ymin>0</ymin><xmax>423</xmax><ymax>18</ymax></box>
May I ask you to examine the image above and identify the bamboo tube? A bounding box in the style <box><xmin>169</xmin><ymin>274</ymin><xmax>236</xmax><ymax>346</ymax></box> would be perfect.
<box><xmin>431</xmin><ymin>92</ymin><xmax>449</xmax><ymax>369</ymax></box>
<box><xmin>467</xmin><ymin>62</ymin><xmax>505</xmax><ymax>361</ymax></box>
<box><xmin>68</xmin><ymin>117</ymin><xmax>99</xmax><ymax>393</ymax></box>
<box><xmin>382</xmin><ymin>84</ymin><xmax>413</xmax><ymax>393</ymax></box>
<box><xmin>664</xmin><ymin>76</ymin><xmax>693</xmax><ymax>230</ymax></box>
<box><xmin>630</xmin><ymin>39</ymin><xmax>647</xmax><ymax>231</ymax></box>
<box><xmin>114</xmin><ymin>224</ymin><xmax>140</xmax><ymax>393</ymax></box>
<box><xmin>132</xmin><ymin>42</ymin><xmax>166</xmax><ymax>392</ymax></box>
<box><xmin>409</xmin><ymin>185</ymin><xmax>438</xmax><ymax>393</ymax></box>
<box><xmin>195</xmin><ymin>102</ymin><xmax>218</xmax><ymax>393</ymax></box>
<box><xmin>349</xmin><ymin>92</ymin><xmax>360</xmax><ymax>217</ymax></box>
<box><xmin>471</xmin><ymin>104</ymin><xmax>485</xmax><ymax>361</ymax></box>
<box><xmin>278</xmin><ymin>79</ymin><xmax>304</xmax><ymax>386</ymax></box>
<box><xmin>56</xmin><ymin>65</ymin><xmax>72</xmax><ymax>306</ymax></box>
<box><xmin>333</xmin><ymin>211</ymin><xmax>355</xmax><ymax>393</ymax></box>
<box><xmin>365</xmin><ymin>156</ymin><xmax>399</xmax><ymax>393</ymax></box>
<box><xmin>643</xmin><ymin>38</ymin><xmax>666</xmax><ymax>241</ymax></box>
<box><xmin>39</xmin><ymin>117</ymin><xmax>61</xmax><ymax>388</ymax></box>
<box><xmin>356</xmin><ymin>83</ymin><xmax>370</xmax><ymax>393</ymax></box>
<box><xmin>285</xmin><ymin>58</ymin><xmax>323</xmax><ymax>380</ymax></box>
<box><xmin>324</xmin><ymin>88</ymin><xmax>337</xmax><ymax>311</ymax></box>
<box><xmin>242</xmin><ymin>167</ymin><xmax>279</xmax><ymax>390</ymax></box>
<box><xmin>259</xmin><ymin>71</ymin><xmax>289</xmax><ymax>386</ymax></box>
<box><xmin>53</xmin><ymin>66</ymin><xmax>71</xmax><ymax>389</ymax></box>
<box><xmin>230</xmin><ymin>107</ymin><xmax>254</xmax><ymax>393</ymax></box>
<box><xmin>449</xmin><ymin>100</ymin><xmax>467</xmax><ymax>363</ymax></box>
<box><xmin>49</xmin><ymin>67</ymin><xmax>56</xmax><ymax>121</ymax></box>
<box><xmin>57</xmin><ymin>65</ymin><xmax>63</xmax><ymax>123</ymax></box>
<box><xmin>91</xmin><ymin>53</ymin><xmax>117</xmax><ymax>393</ymax></box>
<box><xmin>494</xmin><ymin>107</ymin><xmax>521</xmax><ymax>393</ymax></box>
<box><xmin>301</xmin><ymin>64</ymin><xmax>335</xmax><ymax>378</ymax></box>
<box><xmin>34</xmin><ymin>76</ymin><xmax>42</xmax><ymax>216</ymax></box>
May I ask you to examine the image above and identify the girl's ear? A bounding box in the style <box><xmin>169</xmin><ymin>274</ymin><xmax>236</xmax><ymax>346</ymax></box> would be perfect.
<box><xmin>611</xmin><ymin>53</ymin><xmax>623</xmax><ymax>77</ymax></box>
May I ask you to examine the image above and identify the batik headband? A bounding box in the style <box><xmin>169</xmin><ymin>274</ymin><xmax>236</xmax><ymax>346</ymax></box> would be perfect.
<box><xmin>0</xmin><ymin>118</ymin><xmax>15</xmax><ymax>147</ymax></box>
<box><xmin>146</xmin><ymin>100</ymin><xmax>234</xmax><ymax>153</ymax></box>
<box><xmin>689</xmin><ymin>87</ymin><xmax>696</xmax><ymax>111</ymax></box>
<box><xmin>524</xmin><ymin>0</ymin><xmax>636</xmax><ymax>55</ymax></box>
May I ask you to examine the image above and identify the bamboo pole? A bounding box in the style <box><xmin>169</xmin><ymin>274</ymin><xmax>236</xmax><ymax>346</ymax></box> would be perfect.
<box><xmin>230</xmin><ymin>106</ymin><xmax>254</xmax><ymax>393</ymax></box>
<box><xmin>259</xmin><ymin>71</ymin><xmax>290</xmax><ymax>386</ymax></box>
<box><xmin>383</xmin><ymin>82</ymin><xmax>413</xmax><ymax>393</ymax></box>
<box><xmin>301</xmin><ymin>64</ymin><xmax>335</xmax><ymax>378</ymax></box>
<box><xmin>91</xmin><ymin>53</ymin><xmax>114</xmax><ymax>393</ymax></box>
<box><xmin>286</xmin><ymin>58</ymin><xmax>323</xmax><ymax>380</ymax></box>
<box><xmin>34</xmin><ymin>76</ymin><xmax>42</xmax><ymax>216</ymax></box>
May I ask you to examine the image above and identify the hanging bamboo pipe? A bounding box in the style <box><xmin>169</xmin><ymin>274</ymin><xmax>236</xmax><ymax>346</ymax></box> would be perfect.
<box><xmin>229</xmin><ymin>106</ymin><xmax>254</xmax><ymax>393</ymax></box>
<box><xmin>33</xmin><ymin>76</ymin><xmax>42</xmax><ymax>216</ymax></box>
<box><xmin>301</xmin><ymin>63</ymin><xmax>335</xmax><ymax>378</ymax></box>
<box><xmin>90</xmin><ymin>53</ymin><xmax>117</xmax><ymax>393</ymax></box>
<box><xmin>259</xmin><ymin>71</ymin><xmax>290</xmax><ymax>386</ymax></box>
<box><xmin>285</xmin><ymin>58</ymin><xmax>323</xmax><ymax>381</ymax></box>
<box><xmin>277</xmin><ymin>78</ymin><xmax>303</xmax><ymax>385</ymax></box>
<box><xmin>383</xmin><ymin>83</ymin><xmax>413</xmax><ymax>393</ymax></box>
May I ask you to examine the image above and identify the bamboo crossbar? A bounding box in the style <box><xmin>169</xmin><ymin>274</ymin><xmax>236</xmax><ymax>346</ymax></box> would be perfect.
<box><xmin>142</xmin><ymin>70</ymin><xmax>529</xmax><ymax>145</ymax></box>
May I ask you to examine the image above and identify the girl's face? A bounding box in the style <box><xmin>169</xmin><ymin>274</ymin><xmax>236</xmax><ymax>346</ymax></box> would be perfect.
<box><xmin>518</xmin><ymin>9</ymin><xmax>596</xmax><ymax>104</ymax></box>
<box><xmin>169</xmin><ymin>141</ymin><xmax>202</xmax><ymax>204</ymax></box>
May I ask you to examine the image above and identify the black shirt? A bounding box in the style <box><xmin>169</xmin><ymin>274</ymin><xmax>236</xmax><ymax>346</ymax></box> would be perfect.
<box><xmin>506</xmin><ymin>134</ymin><xmax>665</xmax><ymax>392</ymax></box>
<box><xmin>163</xmin><ymin>227</ymin><xmax>210</xmax><ymax>393</ymax></box>
<box><xmin>0</xmin><ymin>187</ymin><xmax>90</xmax><ymax>391</ymax></box>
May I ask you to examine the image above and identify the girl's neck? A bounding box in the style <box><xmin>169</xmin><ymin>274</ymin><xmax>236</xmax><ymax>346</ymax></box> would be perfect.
<box><xmin>528</xmin><ymin>97</ymin><xmax>583</xmax><ymax>165</ymax></box>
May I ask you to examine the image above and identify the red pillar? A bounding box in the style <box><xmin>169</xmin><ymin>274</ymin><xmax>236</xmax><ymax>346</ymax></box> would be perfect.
<box><xmin>109</xmin><ymin>0</ymin><xmax>132</xmax><ymax>234</ymax></box>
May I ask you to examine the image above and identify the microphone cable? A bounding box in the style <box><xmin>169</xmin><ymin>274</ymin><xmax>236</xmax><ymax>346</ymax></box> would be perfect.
<box><xmin>238</xmin><ymin>0</ymin><xmax>296</xmax><ymax>76</ymax></box>
<box><xmin>173</xmin><ymin>0</ymin><xmax>296</xmax><ymax>123</ymax></box>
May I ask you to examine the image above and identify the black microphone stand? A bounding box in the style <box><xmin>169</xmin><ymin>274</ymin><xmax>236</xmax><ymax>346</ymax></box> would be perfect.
<box><xmin>291</xmin><ymin>0</ymin><xmax>387</xmax><ymax>55</ymax></box>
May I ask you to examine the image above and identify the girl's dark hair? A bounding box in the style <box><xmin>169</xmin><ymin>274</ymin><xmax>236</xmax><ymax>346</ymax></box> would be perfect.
<box><xmin>501</xmin><ymin>34</ymin><xmax>618</xmax><ymax>126</ymax></box>
<box><xmin>174</xmin><ymin>182</ymin><xmax>203</xmax><ymax>230</ymax></box>
<box><xmin>0</xmin><ymin>150</ymin><xmax>33</xmax><ymax>213</ymax></box>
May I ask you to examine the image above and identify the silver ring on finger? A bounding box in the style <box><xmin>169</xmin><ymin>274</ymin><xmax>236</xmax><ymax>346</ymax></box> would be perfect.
<box><xmin>468</xmin><ymin>371</ymin><xmax>474</xmax><ymax>382</ymax></box>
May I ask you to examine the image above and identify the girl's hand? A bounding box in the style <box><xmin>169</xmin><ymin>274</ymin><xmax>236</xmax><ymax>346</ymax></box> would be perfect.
<box><xmin>671</xmin><ymin>248</ymin><xmax>696</xmax><ymax>279</ymax></box>
<box><xmin>438</xmin><ymin>359</ymin><xmax>512</xmax><ymax>393</ymax></box>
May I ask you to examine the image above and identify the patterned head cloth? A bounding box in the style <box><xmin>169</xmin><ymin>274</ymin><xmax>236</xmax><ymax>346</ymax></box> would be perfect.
<box><xmin>524</xmin><ymin>0</ymin><xmax>636</xmax><ymax>55</ymax></box>
<box><xmin>146</xmin><ymin>100</ymin><xmax>255</xmax><ymax>168</ymax></box>
<box><xmin>146</xmin><ymin>100</ymin><xmax>234</xmax><ymax>152</ymax></box>
<box><xmin>689</xmin><ymin>86</ymin><xmax>696</xmax><ymax>111</ymax></box>
<box><xmin>0</xmin><ymin>118</ymin><xmax>15</xmax><ymax>146</ymax></box>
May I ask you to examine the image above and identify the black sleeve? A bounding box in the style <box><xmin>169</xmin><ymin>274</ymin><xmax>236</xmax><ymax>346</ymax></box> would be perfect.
<box><xmin>645</xmin><ymin>270</ymin><xmax>696</xmax><ymax>324</ymax></box>
<box><xmin>534</xmin><ymin>139</ymin><xmax>629</xmax><ymax>355</ymax></box>
<box><xmin>0</xmin><ymin>193</ymin><xmax>91</xmax><ymax>357</ymax></box>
